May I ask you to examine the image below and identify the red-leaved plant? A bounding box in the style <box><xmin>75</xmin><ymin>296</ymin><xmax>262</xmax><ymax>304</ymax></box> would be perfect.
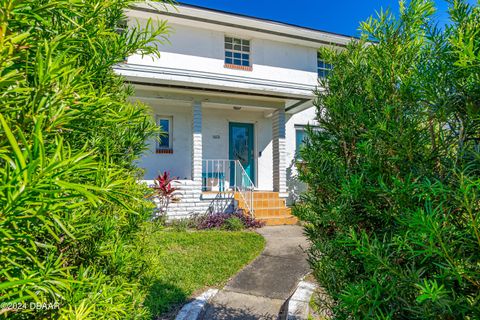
<box><xmin>153</xmin><ymin>171</ymin><xmax>179</xmax><ymax>216</ymax></box>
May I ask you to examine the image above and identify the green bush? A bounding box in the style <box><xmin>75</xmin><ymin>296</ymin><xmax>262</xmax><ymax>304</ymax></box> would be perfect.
<box><xmin>295</xmin><ymin>0</ymin><xmax>480</xmax><ymax>319</ymax></box>
<box><xmin>223</xmin><ymin>216</ymin><xmax>246</xmax><ymax>231</ymax></box>
<box><xmin>168</xmin><ymin>218</ymin><xmax>198</xmax><ymax>232</ymax></box>
<box><xmin>0</xmin><ymin>0</ymin><xmax>170</xmax><ymax>318</ymax></box>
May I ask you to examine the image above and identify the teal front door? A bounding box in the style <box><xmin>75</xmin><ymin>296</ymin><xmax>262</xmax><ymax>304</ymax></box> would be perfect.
<box><xmin>229</xmin><ymin>122</ymin><xmax>255</xmax><ymax>186</ymax></box>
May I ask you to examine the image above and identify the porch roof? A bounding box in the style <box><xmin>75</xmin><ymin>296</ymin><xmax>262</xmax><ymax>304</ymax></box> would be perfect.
<box><xmin>115</xmin><ymin>63</ymin><xmax>317</xmax><ymax>113</ymax></box>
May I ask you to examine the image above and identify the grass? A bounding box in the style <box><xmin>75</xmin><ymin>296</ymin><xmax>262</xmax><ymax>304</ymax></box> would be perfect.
<box><xmin>136</xmin><ymin>223</ymin><xmax>265</xmax><ymax>317</ymax></box>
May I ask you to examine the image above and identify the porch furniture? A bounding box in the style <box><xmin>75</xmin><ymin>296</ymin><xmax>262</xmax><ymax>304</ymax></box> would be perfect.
<box><xmin>202</xmin><ymin>172</ymin><xmax>226</xmax><ymax>192</ymax></box>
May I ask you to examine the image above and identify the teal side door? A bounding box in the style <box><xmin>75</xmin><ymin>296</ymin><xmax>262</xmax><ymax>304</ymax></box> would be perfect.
<box><xmin>229</xmin><ymin>122</ymin><xmax>255</xmax><ymax>186</ymax></box>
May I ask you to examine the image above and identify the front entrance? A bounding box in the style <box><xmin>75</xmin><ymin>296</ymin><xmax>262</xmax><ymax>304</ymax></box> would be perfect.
<box><xmin>229</xmin><ymin>122</ymin><xmax>255</xmax><ymax>186</ymax></box>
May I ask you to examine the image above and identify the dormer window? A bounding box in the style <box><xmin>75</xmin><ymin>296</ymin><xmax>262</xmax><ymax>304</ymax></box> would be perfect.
<box><xmin>317</xmin><ymin>53</ymin><xmax>332</xmax><ymax>78</ymax></box>
<box><xmin>225</xmin><ymin>36</ymin><xmax>252</xmax><ymax>71</ymax></box>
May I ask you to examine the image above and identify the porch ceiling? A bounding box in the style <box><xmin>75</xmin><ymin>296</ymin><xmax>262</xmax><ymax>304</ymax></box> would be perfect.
<box><xmin>133</xmin><ymin>83</ymin><xmax>310</xmax><ymax>111</ymax></box>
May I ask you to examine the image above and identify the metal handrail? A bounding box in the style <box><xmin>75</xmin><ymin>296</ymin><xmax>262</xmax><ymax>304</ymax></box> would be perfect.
<box><xmin>234</xmin><ymin>160</ymin><xmax>255</xmax><ymax>217</ymax></box>
<box><xmin>201</xmin><ymin>159</ymin><xmax>255</xmax><ymax>216</ymax></box>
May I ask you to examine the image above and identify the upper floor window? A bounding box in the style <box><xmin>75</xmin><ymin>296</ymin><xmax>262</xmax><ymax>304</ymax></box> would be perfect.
<box><xmin>157</xmin><ymin>116</ymin><xmax>173</xmax><ymax>154</ymax></box>
<box><xmin>225</xmin><ymin>36</ymin><xmax>251</xmax><ymax>69</ymax></box>
<box><xmin>317</xmin><ymin>53</ymin><xmax>332</xmax><ymax>78</ymax></box>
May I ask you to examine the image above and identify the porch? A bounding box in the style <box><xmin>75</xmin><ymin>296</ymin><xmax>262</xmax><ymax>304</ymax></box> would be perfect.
<box><xmin>133</xmin><ymin>84</ymin><xmax>312</xmax><ymax>224</ymax></box>
<box><xmin>201</xmin><ymin>159</ymin><xmax>297</xmax><ymax>225</ymax></box>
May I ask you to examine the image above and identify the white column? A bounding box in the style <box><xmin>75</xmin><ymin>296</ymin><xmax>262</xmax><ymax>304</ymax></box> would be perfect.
<box><xmin>272</xmin><ymin>108</ymin><xmax>286</xmax><ymax>193</ymax></box>
<box><xmin>192</xmin><ymin>101</ymin><xmax>202</xmax><ymax>183</ymax></box>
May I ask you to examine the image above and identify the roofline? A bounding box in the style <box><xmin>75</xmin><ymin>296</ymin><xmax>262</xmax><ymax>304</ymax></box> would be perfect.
<box><xmin>129</xmin><ymin>2</ymin><xmax>357</xmax><ymax>47</ymax></box>
<box><xmin>175</xmin><ymin>2</ymin><xmax>360</xmax><ymax>40</ymax></box>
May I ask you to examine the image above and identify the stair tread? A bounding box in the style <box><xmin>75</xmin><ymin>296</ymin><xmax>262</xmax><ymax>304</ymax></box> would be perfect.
<box><xmin>235</xmin><ymin>192</ymin><xmax>291</xmax><ymax>221</ymax></box>
<box><xmin>258</xmin><ymin>216</ymin><xmax>298</xmax><ymax>226</ymax></box>
<box><xmin>257</xmin><ymin>215</ymin><xmax>296</xmax><ymax>219</ymax></box>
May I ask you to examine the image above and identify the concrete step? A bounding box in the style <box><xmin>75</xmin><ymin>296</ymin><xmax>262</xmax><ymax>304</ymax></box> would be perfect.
<box><xmin>254</xmin><ymin>208</ymin><xmax>291</xmax><ymax>218</ymax></box>
<box><xmin>252</xmin><ymin>199</ymin><xmax>287</xmax><ymax>208</ymax></box>
<box><xmin>257</xmin><ymin>215</ymin><xmax>298</xmax><ymax>226</ymax></box>
<box><xmin>234</xmin><ymin>191</ymin><xmax>296</xmax><ymax>225</ymax></box>
<box><xmin>239</xmin><ymin>201</ymin><xmax>288</xmax><ymax>211</ymax></box>
<box><xmin>236</xmin><ymin>192</ymin><xmax>283</xmax><ymax>199</ymax></box>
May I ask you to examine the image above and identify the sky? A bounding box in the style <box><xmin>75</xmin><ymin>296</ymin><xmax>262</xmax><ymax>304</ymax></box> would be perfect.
<box><xmin>178</xmin><ymin>0</ymin><xmax>477</xmax><ymax>37</ymax></box>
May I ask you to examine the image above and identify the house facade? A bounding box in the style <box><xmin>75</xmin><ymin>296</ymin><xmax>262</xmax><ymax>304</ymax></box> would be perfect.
<box><xmin>114</xmin><ymin>3</ymin><xmax>351</xmax><ymax>224</ymax></box>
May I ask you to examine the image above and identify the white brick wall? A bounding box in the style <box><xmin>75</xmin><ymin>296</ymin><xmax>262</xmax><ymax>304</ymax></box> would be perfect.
<box><xmin>152</xmin><ymin>180</ymin><xmax>209</xmax><ymax>219</ymax></box>
<box><xmin>273</xmin><ymin>109</ymin><xmax>287</xmax><ymax>193</ymax></box>
<box><xmin>147</xmin><ymin>179</ymin><xmax>235</xmax><ymax>220</ymax></box>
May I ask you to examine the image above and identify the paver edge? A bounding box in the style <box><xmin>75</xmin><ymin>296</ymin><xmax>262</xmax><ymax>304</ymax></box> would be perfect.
<box><xmin>286</xmin><ymin>280</ymin><xmax>317</xmax><ymax>320</ymax></box>
<box><xmin>175</xmin><ymin>288</ymin><xmax>219</xmax><ymax>320</ymax></box>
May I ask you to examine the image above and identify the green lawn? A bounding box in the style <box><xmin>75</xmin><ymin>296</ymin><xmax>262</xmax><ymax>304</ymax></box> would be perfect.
<box><xmin>137</xmin><ymin>225</ymin><xmax>265</xmax><ymax>317</ymax></box>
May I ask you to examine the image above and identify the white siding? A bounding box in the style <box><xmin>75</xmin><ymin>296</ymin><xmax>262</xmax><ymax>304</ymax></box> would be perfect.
<box><xmin>284</xmin><ymin>107</ymin><xmax>318</xmax><ymax>203</ymax></box>
<box><xmin>137</xmin><ymin>101</ymin><xmax>193</xmax><ymax>180</ymax></box>
<box><xmin>127</xmin><ymin>22</ymin><xmax>319</xmax><ymax>89</ymax></box>
<box><xmin>285</xmin><ymin>107</ymin><xmax>318</xmax><ymax>167</ymax></box>
<box><xmin>201</xmin><ymin>107</ymin><xmax>274</xmax><ymax>191</ymax></box>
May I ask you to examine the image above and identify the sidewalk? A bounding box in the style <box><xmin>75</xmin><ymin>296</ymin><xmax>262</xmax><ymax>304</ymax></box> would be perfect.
<box><xmin>201</xmin><ymin>225</ymin><xmax>310</xmax><ymax>320</ymax></box>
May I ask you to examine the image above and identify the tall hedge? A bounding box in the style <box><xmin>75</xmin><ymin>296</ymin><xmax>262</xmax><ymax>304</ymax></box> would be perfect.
<box><xmin>295</xmin><ymin>0</ymin><xmax>480</xmax><ymax>318</ymax></box>
<box><xmin>0</xmin><ymin>0</ymin><xmax>168</xmax><ymax>318</ymax></box>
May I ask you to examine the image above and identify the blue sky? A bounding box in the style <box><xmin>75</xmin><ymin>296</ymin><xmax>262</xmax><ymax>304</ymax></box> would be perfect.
<box><xmin>179</xmin><ymin>0</ymin><xmax>477</xmax><ymax>37</ymax></box>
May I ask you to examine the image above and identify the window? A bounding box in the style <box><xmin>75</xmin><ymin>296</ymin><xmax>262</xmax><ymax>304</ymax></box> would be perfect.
<box><xmin>295</xmin><ymin>125</ymin><xmax>320</xmax><ymax>160</ymax></box>
<box><xmin>317</xmin><ymin>53</ymin><xmax>332</xmax><ymax>78</ymax></box>
<box><xmin>295</xmin><ymin>127</ymin><xmax>308</xmax><ymax>159</ymax></box>
<box><xmin>157</xmin><ymin>116</ymin><xmax>173</xmax><ymax>153</ymax></box>
<box><xmin>225</xmin><ymin>36</ymin><xmax>251</xmax><ymax>69</ymax></box>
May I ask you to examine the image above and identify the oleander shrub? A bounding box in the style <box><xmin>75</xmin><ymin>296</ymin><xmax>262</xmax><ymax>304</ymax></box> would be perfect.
<box><xmin>0</xmin><ymin>0</ymin><xmax>170</xmax><ymax>318</ymax></box>
<box><xmin>295</xmin><ymin>0</ymin><xmax>480</xmax><ymax>319</ymax></box>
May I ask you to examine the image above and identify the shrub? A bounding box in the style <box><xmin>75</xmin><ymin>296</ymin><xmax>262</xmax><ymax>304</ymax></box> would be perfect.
<box><xmin>295</xmin><ymin>0</ymin><xmax>480</xmax><ymax>319</ymax></box>
<box><xmin>197</xmin><ymin>210</ymin><xmax>265</xmax><ymax>230</ymax></box>
<box><xmin>0</xmin><ymin>0</ymin><xmax>170</xmax><ymax>318</ymax></box>
<box><xmin>197</xmin><ymin>213</ymin><xmax>233</xmax><ymax>229</ymax></box>
<box><xmin>152</xmin><ymin>171</ymin><xmax>180</xmax><ymax>219</ymax></box>
<box><xmin>241</xmin><ymin>212</ymin><xmax>266</xmax><ymax>229</ymax></box>
<box><xmin>223</xmin><ymin>217</ymin><xmax>245</xmax><ymax>231</ymax></box>
<box><xmin>168</xmin><ymin>218</ymin><xmax>199</xmax><ymax>231</ymax></box>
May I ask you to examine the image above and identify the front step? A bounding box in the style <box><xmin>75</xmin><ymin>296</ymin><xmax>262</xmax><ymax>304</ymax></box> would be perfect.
<box><xmin>234</xmin><ymin>192</ymin><xmax>297</xmax><ymax>226</ymax></box>
<box><xmin>258</xmin><ymin>215</ymin><xmax>298</xmax><ymax>226</ymax></box>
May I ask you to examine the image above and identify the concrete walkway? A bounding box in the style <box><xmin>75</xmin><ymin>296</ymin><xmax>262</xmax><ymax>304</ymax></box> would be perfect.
<box><xmin>201</xmin><ymin>225</ymin><xmax>310</xmax><ymax>320</ymax></box>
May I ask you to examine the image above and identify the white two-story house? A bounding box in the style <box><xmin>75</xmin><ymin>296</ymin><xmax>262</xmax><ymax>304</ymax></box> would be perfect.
<box><xmin>115</xmin><ymin>2</ymin><xmax>351</xmax><ymax>224</ymax></box>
